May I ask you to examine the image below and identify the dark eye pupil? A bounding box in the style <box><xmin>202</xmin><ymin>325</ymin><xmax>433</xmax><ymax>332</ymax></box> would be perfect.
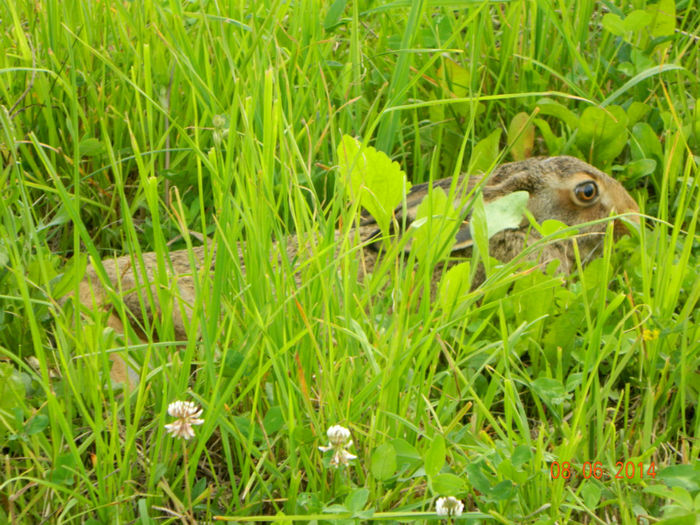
<box><xmin>577</xmin><ymin>182</ymin><xmax>597</xmax><ymax>200</ymax></box>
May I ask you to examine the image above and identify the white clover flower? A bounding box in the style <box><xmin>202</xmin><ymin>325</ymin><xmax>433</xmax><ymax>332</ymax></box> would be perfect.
<box><xmin>318</xmin><ymin>424</ymin><xmax>357</xmax><ymax>468</ymax></box>
<box><xmin>164</xmin><ymin>400</ymin><xmax>204</xmax><ymax>440</ymax></box>
<box><xmin>435</xmin><ymin>496</ymin><xmax>464</xmax><ymax>517</ymax></box>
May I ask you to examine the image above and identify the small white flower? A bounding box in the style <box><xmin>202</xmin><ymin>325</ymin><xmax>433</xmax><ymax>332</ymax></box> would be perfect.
<box><xmin>164</xmin><ymin>400</ymin><xmax>204</xmax><ymax>440</ymax></box>
<box><xmin>436</xmin><ymin>496</ymin><xmax>464</xmax><ymax>517</ymax></box>
<box><xmin>326</xmin><ymin>425</ymin><xmax>352</xmax><ymax>446</ymax></box>
<box><xmin>318</xmin><ymin>425</ymin><xmax>356</xmax><ymax>467</ymax></box>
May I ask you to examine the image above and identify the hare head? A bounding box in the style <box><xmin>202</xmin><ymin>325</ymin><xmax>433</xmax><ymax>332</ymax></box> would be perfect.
<box><xmin>374</xmin><ymin>155</ymin><xmax>639</xmax><ymax>270</ymax></box>
<box><xmin>482</xmin><ymin>156</ymin><xmax>639</xmax><ymax>232</ymax></box>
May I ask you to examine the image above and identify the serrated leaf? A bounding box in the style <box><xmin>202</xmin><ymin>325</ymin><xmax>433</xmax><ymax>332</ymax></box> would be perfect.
<box><xmin>337</xmin><ymin>135</ymin><xmax>410</xmax><ymax>232</ymax></box>
<box><xmin>424</xmin><ymin>434</ymin><xmax>445</xmax><ymax>478</ymax></box>
<box><xmin>507</xmin><ymin>112</ymin><xmax>535</xmax><ymax>161</ymax></box>
<box><xmin>371</xmin><ymin>443</ymin><xmax>397</xmax><ymax>481</ymax></box>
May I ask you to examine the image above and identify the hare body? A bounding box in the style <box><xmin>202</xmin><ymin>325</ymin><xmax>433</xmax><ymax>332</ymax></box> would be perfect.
<box><xmin>78</xmin><ymin>155</ymin><xmax>638</xmax><ymax>343</ymax></box>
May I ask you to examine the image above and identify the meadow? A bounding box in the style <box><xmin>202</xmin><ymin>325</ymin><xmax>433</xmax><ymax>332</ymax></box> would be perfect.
<box><xmin>1</xmin><ymin>0</ymin><xmax>699</xmax><ymax>523</ymax></box>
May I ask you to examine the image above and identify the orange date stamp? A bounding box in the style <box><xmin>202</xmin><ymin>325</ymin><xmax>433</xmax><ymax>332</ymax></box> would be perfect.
<box><xmin>549</xmin><ymin>461</ymin><xmax>656</xmax><ymax>480</ymax></box>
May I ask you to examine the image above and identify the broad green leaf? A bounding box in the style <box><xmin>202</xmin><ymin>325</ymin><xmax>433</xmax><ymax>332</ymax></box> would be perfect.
<box><xmin>337</xmin><ymin>135</ymin><xmax>411</xmax><ymax>232</ymax></box>
<box><xmin>344</xmin><ymin>488</ymin><xmax>369</xmax><ymax>513</ymax></box>
<box><xmin>78</xmin><ymin>137</ymin><xmax>104</xmax><ymax>158</ymax></box>
<box><xmin>480</xmin><ymin>190</ymin><xmax>529</xmax><ymax>239</ymax></box>
<box><xmin>581</xmin><ymin>481</ymin><xmax>602</xmax><ymax>509</ymax></box>
<box><xmin>576</xmin><ymin>105</ymin><xmax>628</xmax><ymax>164</ymax></box>
<box><xmin>627</xmin><ymin>101</ymin><xmax>651</xmax><ymax>126</ymax></box>
<box><xmin>438</xmin><ymin>59</ymin><xmax>471</xmax><ymax>118</ymax></box>
<box><xmin>543</xmin><ymin>304</ymin><xmax>583</xmax><ymax>358</ymax></box>
<box><xmin>624</xmin><ymin>10</ymin><xmax>652</xmax><ymax>32</ymax></box>
<box><xmin>511</xmin><ymin>445</ymin><xmax>533</xmax><ymax>468</ymax></box>
<box><xmin>602</xmin><ymin>13</ymin><xmax>626</xmax><ymax>36</ymax></box>
<box><xmin>466</xmin><ymin>461</ymin><xmax>492</xmax><ymax>494</ymax></box>
<box><xmin>25</xmin><ymin>414</ymin><xmax>49</xmax><ymax>436</ymax></box>
<box><xmin>657</xmin><ymin>465</ymin><xmax>700</xmax><ymax>492</ymax></box>
<box><xmin>507</xmin><ymin>112</ymin><xmax>535</xmax><ymax>161</ymax></box>
<box><xmin>647</xmin><ymin>0</ymin><xmax>675</xmax><ymax>38</ymax></box>
<box><xmin>371</xmin><ymin>443</ymin><xmax>397</xmax><ymax>481</ymax></box>
<box><xmin>631</xmin><ymin>122</ymin><xmax>663</xmax><ymax>161</ymax></box>
<box><xmin>440</xmin><ymin>59</ymin><xmax>470</xmax><ymax>98</ymax></box>
<box><xmin>468</xmin><ymin>128</ymin><xmax>501</xmax><ymax>174</ymax></box>
<box><xmin>489</xmin><ymin>480</ymin><xmax>516</xmax><ymax>501</ymax></box>
<box><xmin>323</xmin><ymin>0</ymin><xmax>347</xmax><ymax>30</ymax></box>
<box><xmin>49</xmin><ymin>453</ymin><xmax>78</xmax><ymax>486</ymax></box>
<box><xmin>539</xmin><ymin>218</ymin><xmax>574</xmax><ymax>239</ymax></box>
<box><xmin>533</xmin><ymin>118</ymin><xmax>566</xmax><ymax>154</ymax></box>
<box><xmin>410</xmin><ymin>186</ymin><xmax>460</xmax><ymax>263</ymax></box>
<box><xmin>430</xmin><ymin>473</ymin><xmax>466</xmax><ymax>495</ymax></box>
<box><xmin>531</xmin><ymin>377</ymin><xmax>570</xmax><ymax>406</ymax></box>
<box><xmin>535</xmin><ymin>98</ymin><xmax>580</xmax><ymax>129</ymax></box>
<box><xmin>624</xmin><ymin>158</ymin><xmax>657</xmax><ymax>182</ymax></box>
<box><xmin>424</xmin><ymin>434</ymin><xmax>445</xmax><ymax>478</ymax></box>
<box><xmin>391</xmin><ymin>438</ymin><xmax>422</xmax><ymax>468</ymax></box>
<box><xmin>262</xmin><ymin>406</ymin><xmax>284</xmax><ymax>434</ymax></box>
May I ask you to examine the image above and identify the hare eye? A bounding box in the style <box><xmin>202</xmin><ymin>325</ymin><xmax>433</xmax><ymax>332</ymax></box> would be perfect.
<box><xmin>574</xmin><ymin>181</ymin><xmax>598</xmax><ymax>203</ymax></box>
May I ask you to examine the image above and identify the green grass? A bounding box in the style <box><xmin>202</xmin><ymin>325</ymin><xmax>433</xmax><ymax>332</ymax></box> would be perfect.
<box><xmin>1</xmin><ymin>0</ymin><xmax>699</xmax><ymax>523</ymax></box>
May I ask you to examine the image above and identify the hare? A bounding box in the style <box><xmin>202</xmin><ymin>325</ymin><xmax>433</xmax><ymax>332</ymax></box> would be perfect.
<box><xmin>77</xmin><ymin>155</ymin><xmax>638</xmax><ymax>368</ymax></box>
